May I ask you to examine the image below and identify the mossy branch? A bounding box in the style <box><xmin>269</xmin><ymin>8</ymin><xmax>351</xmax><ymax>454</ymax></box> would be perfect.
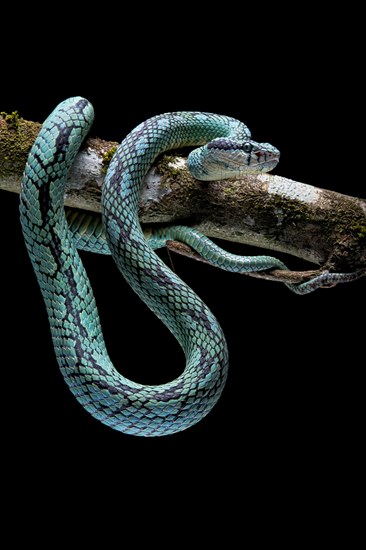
<box><xmin>1</xmin><ymin>112</ymin><xmax>365</xmax><ymax>276</ymax></box>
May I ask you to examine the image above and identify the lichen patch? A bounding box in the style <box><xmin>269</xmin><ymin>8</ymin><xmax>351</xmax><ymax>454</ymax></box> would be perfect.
<box><xmin>268</xmin><ymin>176</ymin><xmax>319</xmax><ymax>204</ymax></box>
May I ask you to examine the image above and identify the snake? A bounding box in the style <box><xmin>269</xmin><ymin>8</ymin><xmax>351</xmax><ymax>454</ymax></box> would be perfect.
<box><xmin>19</xmin><ymin>97</ymin><xmax>362</xmax><ymax>436</ymax></box>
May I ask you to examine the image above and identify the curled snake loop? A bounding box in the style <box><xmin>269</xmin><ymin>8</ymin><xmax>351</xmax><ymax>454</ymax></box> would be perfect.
<box><xmin>20</xmin><ymin>97</ymin><xmax>359</xmax><ymax>436</ymax></box>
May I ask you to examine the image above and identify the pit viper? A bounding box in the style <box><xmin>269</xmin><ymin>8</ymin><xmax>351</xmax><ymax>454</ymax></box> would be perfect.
<box><xmin>20</xmin><ymin>97</ymin><xmax>359</xmax><ymax>436</ymax></box>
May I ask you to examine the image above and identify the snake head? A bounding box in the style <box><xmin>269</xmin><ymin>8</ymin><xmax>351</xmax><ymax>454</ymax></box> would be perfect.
<box><xmin>187</xmin><ymin>138</ymin><xmax>280</xmax><ymax>181</ymax></box>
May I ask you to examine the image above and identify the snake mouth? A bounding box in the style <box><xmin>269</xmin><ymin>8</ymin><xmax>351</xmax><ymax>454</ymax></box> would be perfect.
<box><xmin>216</xmin><ymin>154</ymin><xmax>279</xmax><ymax>174</ymax></box>
<box><xmin>255</xmin><ymin>158</ymin><xmax>279</xmax><ymax>172</ymax></box>
<box><xmin>251</xmin><ymin>148</ymin><xmax>280</xmax><ymax>172</ymax></box>
<box><xmin>211</xmin><ymin>144</ymin><xmax>280</xmax><ymax>173</ymax></box>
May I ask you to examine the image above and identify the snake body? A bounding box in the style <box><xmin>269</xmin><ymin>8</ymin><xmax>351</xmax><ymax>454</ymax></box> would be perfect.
<box><xmin>20</xmin><ymin>97</ymin><xmax>358</xmax><ymax>436</ymax></box>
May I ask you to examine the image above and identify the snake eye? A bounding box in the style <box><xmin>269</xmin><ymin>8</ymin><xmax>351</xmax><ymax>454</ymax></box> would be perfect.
<box><xmin>243</xmin><ymin>142</ymin><xmax>253</xmax><ymax>153</ymax></box>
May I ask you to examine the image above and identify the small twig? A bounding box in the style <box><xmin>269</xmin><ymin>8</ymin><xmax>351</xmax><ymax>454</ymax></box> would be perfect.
<box><xmin>246</xmin><ymin>268</ymin><xmax>321</xmax><ymax>284</ymax></box>
<box><xmin>166</xmin><ymin>245</ymin><xmax>176</xmax><ymax>273</ymax></box>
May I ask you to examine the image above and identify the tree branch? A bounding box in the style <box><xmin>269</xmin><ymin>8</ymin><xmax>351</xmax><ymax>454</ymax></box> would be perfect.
<box><xmin>1</xmin><ymin>113</ymin><xmax>365</xmax><ymax>274</ymax></box>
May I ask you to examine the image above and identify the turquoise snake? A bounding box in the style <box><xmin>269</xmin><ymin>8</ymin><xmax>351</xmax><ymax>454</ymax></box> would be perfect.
<box><xmin>19</xmin><ymin>97</ymin><xmax>358</xmax><ymax>436</ymax></box>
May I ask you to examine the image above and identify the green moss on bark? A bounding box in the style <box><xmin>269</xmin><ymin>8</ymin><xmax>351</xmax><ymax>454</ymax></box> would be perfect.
<box><xmin>101</xmin><ymin>145</ymin><xmax>118</xmax><ymax>172</ymax></box>
<box><xmin>0</xmin><ymin>114</ymin><xmax>41</xmax><ymax>177</ymax></box>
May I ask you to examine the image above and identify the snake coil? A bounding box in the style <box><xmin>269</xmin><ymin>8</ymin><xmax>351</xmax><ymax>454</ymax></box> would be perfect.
<box><xmin>20</xmin><ymin>97</ymin><xmax>359</xmax><ymax>436</ymax></box>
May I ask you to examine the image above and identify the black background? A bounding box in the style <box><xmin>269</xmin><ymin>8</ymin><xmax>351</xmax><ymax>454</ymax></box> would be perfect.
<box><xmin>1</xmin><ymin>11</ymin><xmax>364</xmax><ymax>514</ymax></box>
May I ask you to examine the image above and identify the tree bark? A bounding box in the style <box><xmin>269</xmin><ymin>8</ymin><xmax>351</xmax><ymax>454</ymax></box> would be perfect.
<box><xmin>1</xmin><ymin>113</ymin><xmax>365</xmax><ymax>274</ymax></box>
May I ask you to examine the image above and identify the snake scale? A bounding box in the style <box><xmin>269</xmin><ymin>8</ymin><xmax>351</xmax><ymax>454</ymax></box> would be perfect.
<box><xmin>20</xmin><ymin>97</ymin><xmax>360</xmax><ymax>436</ymax></box>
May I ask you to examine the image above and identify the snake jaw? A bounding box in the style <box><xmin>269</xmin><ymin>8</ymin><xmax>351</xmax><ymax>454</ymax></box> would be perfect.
<box><xmin>187</xmin><ymin>139</ymin><xmax>280</xmax><ymax>181</ymax></box>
